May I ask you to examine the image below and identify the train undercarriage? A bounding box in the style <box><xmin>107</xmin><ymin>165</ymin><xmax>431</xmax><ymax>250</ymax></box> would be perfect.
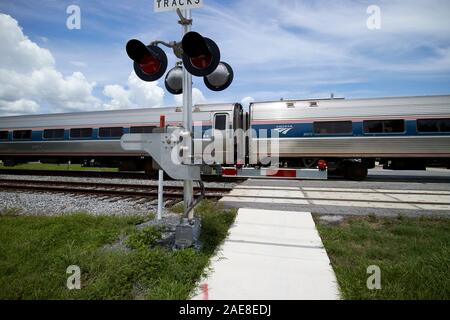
<box><xmin>2</xmin><ymin>155</ymin><xmax>449</xmax><ymax>181</ymax></box>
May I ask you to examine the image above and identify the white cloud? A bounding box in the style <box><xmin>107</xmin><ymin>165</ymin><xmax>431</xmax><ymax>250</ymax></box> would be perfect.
<box><xmin>0</xmin><ymin>13</ymin><xmax>104</xmax><ymax>115</ymax></box>
<box><xmin>174</xmin><ymin>88</ymin><xmax>207</xmax><ymax>106</ymax></box>
<box><xmin>103</xmin><ymin>84</ymin><xmax>133</xmax><ymax>110</ymax></box>
<box><xmin>241</xmin><ymin>96</ymin><xmax>254</xmax><ymax>110</ymax></box>
<box><xmin>0</xmin><ymin>13</ymin><xmax>168</xmax><ymax>116</ymax></box>
<box><xmin>0</xmin><ymin>14</ymin><xmax>54</xmax><ymax>73</ymax></box>
<box><xmin>196</xmin><ymin>0</ymin><xmax>450</xmax><ymax>83</ymax></box>
<box><xmin>69</xmin><ymin>61</ymin><xmax>88</xmax><ymax>68</ymax></box>
<box><xmin>126</xmin><ymin>72</ymin><xmax>165</xmax><ymax>107</ymax></box>
<box><xmin>0</xmin><ymin>99</ymin><xmax>39</xmax><ymax>116</ymax></box>
<box><xmin>103</xmin><ymin>72</ymin><xmax>165</xmax><ymax>110</ymax></box>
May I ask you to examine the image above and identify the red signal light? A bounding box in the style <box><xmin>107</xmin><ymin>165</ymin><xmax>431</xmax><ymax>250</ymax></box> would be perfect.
<box><xmin>126</xmin><ymin>39</ymin><xmax>168</xmax><ymax>82</ymax></box>
<box><xmin>181</xmin><ymin>32</ymin><xmax>220</xmax><ymax>77</ymax></box>
<box><xmin>139</xmin><ymin>55</ymin><xmax>161</xmax><ymax>75</ymax></box>
<box><xmin>191</xmin><ymin>54</ymin><xmax>212</xmax><ymax>69</ymax></box>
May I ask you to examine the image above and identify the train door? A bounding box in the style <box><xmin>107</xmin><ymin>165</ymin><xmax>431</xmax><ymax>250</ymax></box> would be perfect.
<box><xmin>213</xmin><ymin>113</ymin><xmax>230</xmax><ymax>165</ymax></box>
<box><xmin>233</xmin><ymin>104</ymin><xmax>245</xmax><ymax>167</ymax></box>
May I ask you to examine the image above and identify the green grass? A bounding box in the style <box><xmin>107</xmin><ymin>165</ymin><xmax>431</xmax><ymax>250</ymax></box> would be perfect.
<box><xmin>0</xmin><ymin>162</ymin><xmax>118</xmax><ymax>172</ymax></box>
<box><xmin>316</xmin><ymin>216</ymin><xmax>450</xmax><ymax>300</ymax></box>
<box><xmin>0</xmin><ymin>201</ymin><xmax>237</xmax><ymax>300</ymax></box>
<box><xmin>171</xmin><ymin>202</ymin><xmax>185</xmax><ymax>215</ymax></box>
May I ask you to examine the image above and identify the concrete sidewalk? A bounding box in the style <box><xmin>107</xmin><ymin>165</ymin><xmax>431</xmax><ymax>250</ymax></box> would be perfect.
<box><xmin>191</xmin><ymin>208</ymin><xmax>340</xmax><ymax>300</ymax></box>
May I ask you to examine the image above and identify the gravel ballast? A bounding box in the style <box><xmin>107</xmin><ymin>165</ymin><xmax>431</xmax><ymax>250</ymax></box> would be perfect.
<box><xmin>0</xmin><ymin>174</ymin><xmax>236</xmax><ymax>216</ymax></box>
<box><xmin>0</xmin><ymin>174</ymin><xmax>237</xmax><ymax>188</ymax></box>
<box><xmin>0</xmin><ymin>190</ymin><xmax>157</xmax><ymax>216</ymax></box>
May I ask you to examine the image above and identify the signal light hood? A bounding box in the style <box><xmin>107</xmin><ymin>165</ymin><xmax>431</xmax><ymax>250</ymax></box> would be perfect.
<box><xmin>126</xmin><ymin>39</ymin><xmax>168</xmax><ymax>82</ymax></box>
<box><xmin>181</xmin><ymin>32</ymin><xmax>220</xmax><ymax>77</ymax></box>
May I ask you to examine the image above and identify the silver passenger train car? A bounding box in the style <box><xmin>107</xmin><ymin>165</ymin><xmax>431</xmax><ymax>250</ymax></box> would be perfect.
<box><xmin>250</xmin><ymin>95</ymin><xmax>450</xmax><ymax>179</ymax></box>
<box><xmin>0</xmin><ymin>103</ymin><xmax>244</xmax><ymax>175</ymax></box>
<box><xmin>1</xmin><ymin>95</ymin><xmax>449</xmax><ymax>180</ymax></box>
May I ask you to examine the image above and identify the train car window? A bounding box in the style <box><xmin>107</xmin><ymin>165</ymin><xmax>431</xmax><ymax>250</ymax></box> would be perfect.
<box><xmin>0</xmin><ymin>131</ymin><xmax>8</xmax><ymax>140</ymax></box>
<box><xmin>364</xmin><ymin>121</ymin><xmax>383</xmax><ymax>133</ymax></box>
<box><xmin>314</xmin><ymin>121</ymin><xmax>352</xmax><ymax>135</ymax></box>
<box><xmin>70</xmin><ymin>128</ymin><xmax>93</xmax><ymax>139</ymax></box>
<box><xmin>417</xmin><ymin>119</ymin><xmax>450</xmax><ymax>133</ymax></box>
<box><xmin>363</xmin><ymin>120</ymin><xmax>404</xmax><ymax>134</ymax></box>
<box><xmin>130</xmin><ymin>126</ymin><xmax>156</xmax><ymax>134</ymax></box>
<box><xmin>440</xmin><ymin>119</ymin><xmax>450</xmax><ymax>132</ymax></box>
<box><xmin>43</xmin><ymin>129</ymin><xmax>65</xmax><ymax>140</ymax></box>
<box><xmin>99</xmin><ymin>127</ymin><xmax>123</xmax><ymax>138</ymax></box>
<box><xmin>13</xmin><ymin>130</ymin><xmax>32</xmax><ymax>140</ymax></box>
<box><xmin>215</xmin><ymin>114</ymin><xmax>227</xmax><ymax>131</ymax></box>
<box><xmin>417</xmin><ymin>119</ymin><xmax>439</xmax><ymax>132</ymax></box>
<box><xmin>383</xmin><ymin>120</ymin><xmax>405</xmax><ymax>133</ymax></box>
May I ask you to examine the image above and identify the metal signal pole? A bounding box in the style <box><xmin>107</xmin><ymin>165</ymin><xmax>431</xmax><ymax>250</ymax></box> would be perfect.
<box><xmin>179</xmin><ymin>9</ymin><xmax>195</xmax><ymax>221</ymax></box>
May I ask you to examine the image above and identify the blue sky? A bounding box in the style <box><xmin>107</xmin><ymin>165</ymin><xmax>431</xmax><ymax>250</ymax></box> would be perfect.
<box><xmin>0</xmin><ymin>0</ymin><xmax>449</xmax><ymax>115</ymax></box>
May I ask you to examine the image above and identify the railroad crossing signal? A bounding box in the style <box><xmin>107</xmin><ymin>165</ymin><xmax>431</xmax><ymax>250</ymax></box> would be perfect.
<box><xmin>124</xmin><ymin>5</ymin><xmax>229</xmax><ymax>247</ymax></box>
<box><xmin>125</xmin><ymin>29</ymin><xmax>233</xmax><ymax>92</ymax></box>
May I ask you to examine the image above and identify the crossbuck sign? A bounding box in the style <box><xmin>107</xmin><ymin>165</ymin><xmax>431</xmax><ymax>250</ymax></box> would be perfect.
<box><xmin>154</xmin><ymin>0</ymin><xmax>204</xmax><ymax>12</ymax></box>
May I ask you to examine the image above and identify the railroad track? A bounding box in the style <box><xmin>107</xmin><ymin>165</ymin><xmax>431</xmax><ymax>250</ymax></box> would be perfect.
<box><xmin>2</xmin><ymin>169</ymin><xmax>450</xmax><ymax>184</ymax></box>
<box><xmin>0</xmin><ymin>178</ymin><xmax>232</xmax><ymax>204</ymax></box>
<box><xmin>0</xmin><ymin>169</ymin><xmax>246</xmax><ymax>183</ymax></box>
<box><xmin>0</xmin><ymin>169</ymin><xmax>150</xmax><ymax>180</ymax></box>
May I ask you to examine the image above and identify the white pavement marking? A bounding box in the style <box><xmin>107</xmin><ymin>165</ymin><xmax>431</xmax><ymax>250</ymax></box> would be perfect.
<box><xmin>388</xmin><ymin>194</ymin><xmax>450</xmax><ymax>204</ymax></box>
<box><xmin>191</xmin><ymin>208</ymin><xmax>340</xmax><ymax>300</ymax></box>
<box><xmin>415</xmin><ymin>204</ymin><xmax>450</xmax><ymax>210</ymax></box>
<box><xmin>234</xmin><ymin>186</ymin><xmax>300</xmax><ymax>190</ymax></box>
<box><xmin>310</xmin><ymin>200</ymin><xmax>418</xmax><ymax>210</ymax></box>
<box><xmin>221</xmin><ymin>185</ymin><xmax>450</xmax><ymax>211</ymax></box>
<box><xmin>222</xmin><ymin>196</ymin><xmax>310</xmax><ymax>205</ymax></box>
<box><xmin>305</xmin><ymin>191</ymin><xmax>394</xmax><ymax>202</ymax></box>
<box><xmin>228</xmin><ymin>188</ymin><xmax>306</xmax><ymax>198</ymax></box>
<box><xmin>301</xmin><ymin>187</ymin><xmax>450</xmax><ymax>195</ymax></box>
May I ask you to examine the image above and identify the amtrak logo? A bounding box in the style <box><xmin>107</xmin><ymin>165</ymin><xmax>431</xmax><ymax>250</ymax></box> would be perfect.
<box><xmin>274</xmin><ymin>126</ymin><xmax>293</xmax><ymax>135</ymax></box>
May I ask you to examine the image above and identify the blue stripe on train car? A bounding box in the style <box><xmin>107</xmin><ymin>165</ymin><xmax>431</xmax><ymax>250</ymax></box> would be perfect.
<box><xmin>250</xmin><ymin>120</ymin><xmax>450</xmax><ymax>138</ymax></box>
<box><xmin>6</xmin><ymin>122</ymin><xmax>450</xmax><ymax>142</ymax></box>
<box><xmin>14</xmin><ymin>126</ymin><xmax>211</xmax><ymax>142</ymax></box>
<box><xmin>31</xmin><ymin>131</ymin><xmax>43</xmax><ymax>141</ymax></box>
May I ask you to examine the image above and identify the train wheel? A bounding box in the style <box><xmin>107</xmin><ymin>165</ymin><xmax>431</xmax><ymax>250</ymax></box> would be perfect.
<box><xmin>344</xmin><ymin>162</ymin><xmax>368</xmax><ymax>181</ymax></box>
